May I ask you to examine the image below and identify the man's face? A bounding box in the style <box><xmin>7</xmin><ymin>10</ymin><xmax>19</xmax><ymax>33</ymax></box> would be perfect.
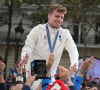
<box><xmin>48</xmin><ymin>10</ymin><xmax>64</xmax><ymax>28</ymax></box>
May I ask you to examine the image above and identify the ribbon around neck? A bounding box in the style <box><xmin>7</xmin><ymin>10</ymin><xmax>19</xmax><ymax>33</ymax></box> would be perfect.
<box><xmin>46</xmin><ymin>24</ymin><xmax>59</xmax><ymax>53</ymax></box>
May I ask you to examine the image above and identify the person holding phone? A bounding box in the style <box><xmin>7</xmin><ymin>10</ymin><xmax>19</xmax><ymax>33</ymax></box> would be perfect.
<box><xmin>20</xmin><ymin>4</ymin><xmax>79</xmax><ymax>89</ymax></box>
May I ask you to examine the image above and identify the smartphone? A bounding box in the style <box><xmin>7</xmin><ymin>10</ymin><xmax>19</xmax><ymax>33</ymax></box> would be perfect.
<box><xmin>31</xmin><ymin>59</ymin><xmax>46</xmax><ymax>79</ymax></box>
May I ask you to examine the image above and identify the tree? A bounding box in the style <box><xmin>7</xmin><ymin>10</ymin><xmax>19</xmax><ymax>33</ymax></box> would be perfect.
<box><xmin>4</xmin><ymin>0</ymin><xmax>23</xmax><ymax>78</ymax></box>
<box><xmin>4</xmin><ymin>0</ymin><xmax>13</xmax><ymax>78</ymax></box>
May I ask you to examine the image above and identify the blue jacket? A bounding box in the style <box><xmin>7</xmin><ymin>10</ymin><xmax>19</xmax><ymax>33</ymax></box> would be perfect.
<box><xmin>0</xmin><ymin>83</ymin><xmax>6</xmax><ymax>90</ymax></box>
<box><xmin>42</xmin><ymin>77</ymin><xmax>51</xmax><ymax>90</ymax></box>
<box><xmin>73</xmin><ymin>76</ymin><xmax>83</xmax><ymax>90</ymax></box>
<box><xmin>22</xmin><ymin>85</ymin><xmax>30</xmax><ymax>90</ymax></box>
<box><xmin>42</xmin><ymin>77</ymin><xmax>76</xmax><ymax>90</ymax></box>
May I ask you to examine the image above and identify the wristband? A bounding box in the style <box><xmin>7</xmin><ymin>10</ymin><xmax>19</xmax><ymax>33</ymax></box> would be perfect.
<box><xmin>17</xmin><ymin>73</ymin><xmax>23</xmax><ymax>76</ymax></box>
<box><xmin>77</xmin><ymin>69</ymin><xmax>84</xmax><ymax>75</ymax></box>
<box><xmin>16</xmin><ymin>76</ymin><xmax>23</xmax><ymax>82</ymax></box>
<box><xmin>15</xmin><ymin>81</ymin><xmax>23</xmax><ymax>84</ymax></box>
<box><xmin>0</xmin><ymin>71</ymin><xmax>5</xmax><ymax>75</ymax></box>
<box><xmin>64</xmin><ymin>79</ymin><xmax>71</xmax><ymax>83</ymax></box>
<box><xmin>47</xmin><ymin>70</ymin><xmax>50</xmax><ymax>74</ymax></box>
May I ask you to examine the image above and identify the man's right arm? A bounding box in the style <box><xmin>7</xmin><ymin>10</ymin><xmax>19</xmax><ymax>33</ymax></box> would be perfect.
<box><xmin>21</xmin><ymin>26</ymin><xmax>39</xmax><ymax>59</ymax></box>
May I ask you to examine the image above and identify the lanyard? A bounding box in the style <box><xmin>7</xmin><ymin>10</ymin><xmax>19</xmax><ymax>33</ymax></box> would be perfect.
<box><xmin>46</xmin><ymin>24</ymin><xmax>59</xmax><ymax>53</ymax></box>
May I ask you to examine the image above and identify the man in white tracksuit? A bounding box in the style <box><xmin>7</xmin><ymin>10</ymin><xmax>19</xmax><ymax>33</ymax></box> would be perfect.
<box><xmin>21</xmin><ymin>4</ymin><xmax>79</xmax><ymax>89</ymax></box>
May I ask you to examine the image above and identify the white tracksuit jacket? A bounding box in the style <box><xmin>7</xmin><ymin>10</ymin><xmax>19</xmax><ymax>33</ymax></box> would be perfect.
<box><xmin>21</xmin><ymin>23</ymin><xmax>79</xmax><ymax>88</ymax></box>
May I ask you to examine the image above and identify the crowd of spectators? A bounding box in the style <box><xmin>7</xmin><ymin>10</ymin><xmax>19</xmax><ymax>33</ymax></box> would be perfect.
<box><xmin>0</xmin><ymin>55</ymin><xmax>100</xmax><ymax>90</ymax></box>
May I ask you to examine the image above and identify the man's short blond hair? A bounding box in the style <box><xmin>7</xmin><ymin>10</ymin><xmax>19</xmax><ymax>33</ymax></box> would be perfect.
<box><xmin>48</xmin><ymin>4</ymin><xmax>67</xmax><ymax>14</ymax></box>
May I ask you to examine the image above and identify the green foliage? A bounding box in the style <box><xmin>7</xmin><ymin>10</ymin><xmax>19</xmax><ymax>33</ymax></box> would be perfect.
<box><xmin>32</xmin><ymin>11</ymin><xmax>48</xmax><ymax>23</ymax></box>
<box><xmin>13</xmin><ymin>0</ymin><xmax>21</xmax><ymax>8</ymax></box>
<box><xmin>4</xmin><ymin>0</ymin><xmax>8</xmax><ymax>6</ymax></box>
<box><xmin>62</xmin><ymin>0</ymin><xmax>100</xmax><ymax>8</ymax></box>
<box><xmin>24</xmin><ymin>0</ymin><xmax>35</xmax><ymax>4</ymax></box>
<box><xmin>80</xmin><ymin>0</ymin><xmax>100</xmax><ymax>7</ymax></box>
<box><xmin>4</xmin><ymin>0</ymin><xmax>21</xmax><ymax>8</ymax></box>
<box><xmin>61</xmin><ymin>0</ymin><xmax>100</xmax><ymax>21</ymax></box>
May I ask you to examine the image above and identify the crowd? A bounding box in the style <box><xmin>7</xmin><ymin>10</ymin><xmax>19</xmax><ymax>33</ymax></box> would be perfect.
<box><xmin>0</xmin><ymin>55</ymin><xmax>99</xmax><ymax>90</ymax></box>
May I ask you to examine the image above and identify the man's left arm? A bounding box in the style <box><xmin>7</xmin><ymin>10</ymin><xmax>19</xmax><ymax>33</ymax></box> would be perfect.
<box><xmin>64</xmin><ymin>30</ymin><xmax>79</xmax><ymax>68</ymax></box>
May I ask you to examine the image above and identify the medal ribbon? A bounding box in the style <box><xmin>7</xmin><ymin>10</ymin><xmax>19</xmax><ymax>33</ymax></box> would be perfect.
<box><xmin>46</xmin><ymin>23</ymin><xmax>59</xmax><ymax>53</ymax></box>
